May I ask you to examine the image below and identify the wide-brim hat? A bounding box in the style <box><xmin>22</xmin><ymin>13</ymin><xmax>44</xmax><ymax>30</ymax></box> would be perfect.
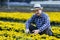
<box><xmin>31</xmin><ymin>4</ymin><xmax>43</xmax><ymax>11</ymax></box>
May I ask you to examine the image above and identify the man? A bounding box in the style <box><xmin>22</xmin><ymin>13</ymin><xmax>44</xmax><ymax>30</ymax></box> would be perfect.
<box><xmin>25</xmin><ymin>4</ymin><xmax>53</xmax><ymax>36</ymax></box>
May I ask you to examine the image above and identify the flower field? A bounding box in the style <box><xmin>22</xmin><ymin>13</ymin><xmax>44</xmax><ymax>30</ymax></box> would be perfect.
<box><xmin>0</xmin><ymin>12</ymin><xmax>60</xmax><ymax>22</ymax></box>
<box><xmin>0</xmin><ymin>12</ymin><xmax>60</xmax><ymax>40</ymax></box>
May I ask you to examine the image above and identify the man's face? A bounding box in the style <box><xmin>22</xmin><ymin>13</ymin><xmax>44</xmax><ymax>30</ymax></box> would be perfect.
<box><xmin>33</xmin><ymin>8</ymin><xmax>42</xmax><ymax>16</ymax></box>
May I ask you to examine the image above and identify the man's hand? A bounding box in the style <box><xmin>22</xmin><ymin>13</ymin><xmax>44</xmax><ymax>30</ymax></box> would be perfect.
<box><xmin>25</xmin><ymin>29</ymin><xmax>30</xmax><ymax>34</ymax></box>
<box><xmin>32</xmin><ymin>30</ymin><xmax>40</xmax><ymax>35</ymax></box>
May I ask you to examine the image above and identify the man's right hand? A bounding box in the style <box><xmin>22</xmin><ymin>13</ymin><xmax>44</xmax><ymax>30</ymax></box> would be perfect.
<box><xmin>25</xmin><ymin>29</ymin><xmax>30</xmax><ymax>33</ymax></box>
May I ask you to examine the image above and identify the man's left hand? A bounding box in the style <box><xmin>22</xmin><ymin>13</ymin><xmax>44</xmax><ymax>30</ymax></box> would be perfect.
<box><xmin>32</xmin><ymin>30</ymin><xmax>40</xmax><ymax>35</ymax></box>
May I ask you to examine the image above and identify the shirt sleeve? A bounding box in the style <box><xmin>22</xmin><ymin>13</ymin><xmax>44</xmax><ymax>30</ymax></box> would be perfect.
<box><xmin>25</xmin><ymin>15</ymin><xmax>35</xmax><ymax>29</ymax></box>
<box><xmin>39</xmin><ymin>14</ymin><xmax>51</xmax><ymax>32</ymax></box>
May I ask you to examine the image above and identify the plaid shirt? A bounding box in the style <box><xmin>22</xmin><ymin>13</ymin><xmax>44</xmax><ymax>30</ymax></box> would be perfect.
<box><xmin>25</xmin><ymin>12</ymin><xmax>51</xmax><ymax>32</ymax></box>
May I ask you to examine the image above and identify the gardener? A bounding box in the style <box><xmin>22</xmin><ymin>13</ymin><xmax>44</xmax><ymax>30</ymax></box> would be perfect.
<box><xmin>25</xmin><ymin>4</ymin><xmax>53</xmax><ymax>36</ymax></box>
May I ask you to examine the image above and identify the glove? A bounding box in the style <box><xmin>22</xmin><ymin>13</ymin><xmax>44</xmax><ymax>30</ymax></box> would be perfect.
<box><xmin>25</xmin><ymin>29</ymin><xmax>30</xmax><ymax>34</ymax></box>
